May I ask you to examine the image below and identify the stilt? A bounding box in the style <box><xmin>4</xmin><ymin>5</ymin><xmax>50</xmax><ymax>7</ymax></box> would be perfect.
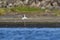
<box><xmin>22</xmin><ymin>14</ymin><xmax>28</xmax><ymax>26</ymax></box>
<box><xmin>24</xmin><ymin>20</ymin><xmax>26</xmax><ymax>26</ymax></box>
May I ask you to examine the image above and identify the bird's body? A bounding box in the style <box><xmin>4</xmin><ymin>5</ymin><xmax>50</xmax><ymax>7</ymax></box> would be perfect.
<box><xmin>22</xmin><ymin>14</ymin><xmax>28</xmax><ymax>20</ymax></box>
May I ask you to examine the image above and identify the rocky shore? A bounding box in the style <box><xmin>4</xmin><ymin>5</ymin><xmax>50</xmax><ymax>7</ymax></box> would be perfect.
<box><xmin>0</xmin><ymin>0</ymin><xmax>60</xmax><ymax>16</ymax></box>
<box><xmin>0</xmin><ymin>0</ymin><xmax>60</xmax><ymax>27</ymax></box>
<box><xmin>0</xmin><ymin>0</ymin><xmax>60</xmax><ymax>9</ymax></box>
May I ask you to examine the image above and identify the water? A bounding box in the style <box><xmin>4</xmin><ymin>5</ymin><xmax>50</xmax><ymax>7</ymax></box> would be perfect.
<box><xmin>0</xmin><ymin>28</ymin><xmax>60</xmax><ymax>40</ymax></box>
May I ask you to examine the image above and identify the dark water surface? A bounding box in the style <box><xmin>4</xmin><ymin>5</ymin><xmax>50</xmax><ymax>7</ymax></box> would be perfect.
<box><xmin>0</xmin><ymin>22</ymin><xmax>60</xmax><ymax>28</ymax></box>
<box><xmin>0</xmin><ymin>28</ymin><xmax>60</xmax><ymax>40</ymax></box>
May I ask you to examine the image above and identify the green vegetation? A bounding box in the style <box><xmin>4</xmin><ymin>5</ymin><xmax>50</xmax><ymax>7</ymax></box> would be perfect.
<box><xmin>10</xmin><ymin>6</ymin><xmax>45</xmax><ymax>12</ymax></box>
<box><xmin>0</xmin><ymin>6</ymin><xmax>60</xmax><ymax>16</ymax></box>
<box><xmin>52</xmin><ymin>9</ymin><xmax>60</xmax><ymax>16</ymax></box>
<box><xmin>0</xmin><ymin>8</ymin><xmax>7</xmax><ymax>15</ymax></box>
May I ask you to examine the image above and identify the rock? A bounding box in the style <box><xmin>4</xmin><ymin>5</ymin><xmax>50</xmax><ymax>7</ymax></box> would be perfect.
<box><xmin>41</xmin><ymin>6</ymin><xmax>46</xmax><ymax>9</ymax></box>
<box><xmin>0</xmin><ymin>0</ymin><xmax>60</xmax><ymax>9</ymax></box>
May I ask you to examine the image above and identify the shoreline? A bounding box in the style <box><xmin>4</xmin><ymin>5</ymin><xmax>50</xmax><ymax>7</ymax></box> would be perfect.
<box><xmin>0</xmin><ymin>17</ymin><xmax>60</xmax><ymax>27</ymax></box>
<box><xmin>0</xmin><ymin>16</ymin><xmax>60</xmax><ymax>22</ymax></box>
<box><xmin>0</xmin><ymin>22</ymin><xmax>60</xmax><ymax>28</ymax></box>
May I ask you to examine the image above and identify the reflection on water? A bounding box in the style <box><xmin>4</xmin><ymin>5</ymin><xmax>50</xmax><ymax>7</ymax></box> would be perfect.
<box><xmin>0</xmin><ymin>28</ymin><xmax>60</xmax><ymax>40</ymax></box>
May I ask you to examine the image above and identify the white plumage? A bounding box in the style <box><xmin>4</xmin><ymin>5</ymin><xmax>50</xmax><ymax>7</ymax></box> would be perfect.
<box><xmin>22</xmin><ymin>14</ymin><xmax>28</xmax><ymax>20</ymax></box>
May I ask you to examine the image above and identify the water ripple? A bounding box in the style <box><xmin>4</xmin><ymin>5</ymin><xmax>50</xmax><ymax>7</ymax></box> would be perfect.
<box><xmin>0</xmin><ymin>28</ymin><xmax>60</xmax><ymax>40</ymax></box>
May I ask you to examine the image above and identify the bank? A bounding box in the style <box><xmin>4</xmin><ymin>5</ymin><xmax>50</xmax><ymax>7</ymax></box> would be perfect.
<box><xmin>0</xmin><ymin>22</ymin><xmax>60</xmax><ymax>28</ymax></box>
<box><xmin>0</xmin><ymin>16</ymin><xmax>60</xmax><ymax>28</ymax></box>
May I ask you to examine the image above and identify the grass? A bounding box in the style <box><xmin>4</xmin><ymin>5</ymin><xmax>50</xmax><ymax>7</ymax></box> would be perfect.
<box><xmin>0</xmin><ymin>6</ymin><xmax>60</xmax><ymax>16</ymax></box>
<box><xmin>10</xmin><ymin>6</ymin><xmax>45</xmax><ymax>12</ymax></box>
<box><xmin>52</xmin><ymin>9</ymin><xmax>60</xmax><ymax>16</ymax></box>
<box><xmin>0</xmin><ymin>8</ymin><xmax>7</xmax><ymax>15</ymax></box>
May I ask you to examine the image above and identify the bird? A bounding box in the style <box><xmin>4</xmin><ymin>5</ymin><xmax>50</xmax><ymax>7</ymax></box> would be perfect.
<box><xmin>22</xmin><ymin>14</ymin><xmax>28</xmax><ymax>20</ymax></box>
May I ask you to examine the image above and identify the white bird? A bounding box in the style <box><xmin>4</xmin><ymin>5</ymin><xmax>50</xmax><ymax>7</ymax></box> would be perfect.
<box><xmin>22</xmin><ymin>14</ymin><xmax>28</xmax><ymax>20</ymax></box>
